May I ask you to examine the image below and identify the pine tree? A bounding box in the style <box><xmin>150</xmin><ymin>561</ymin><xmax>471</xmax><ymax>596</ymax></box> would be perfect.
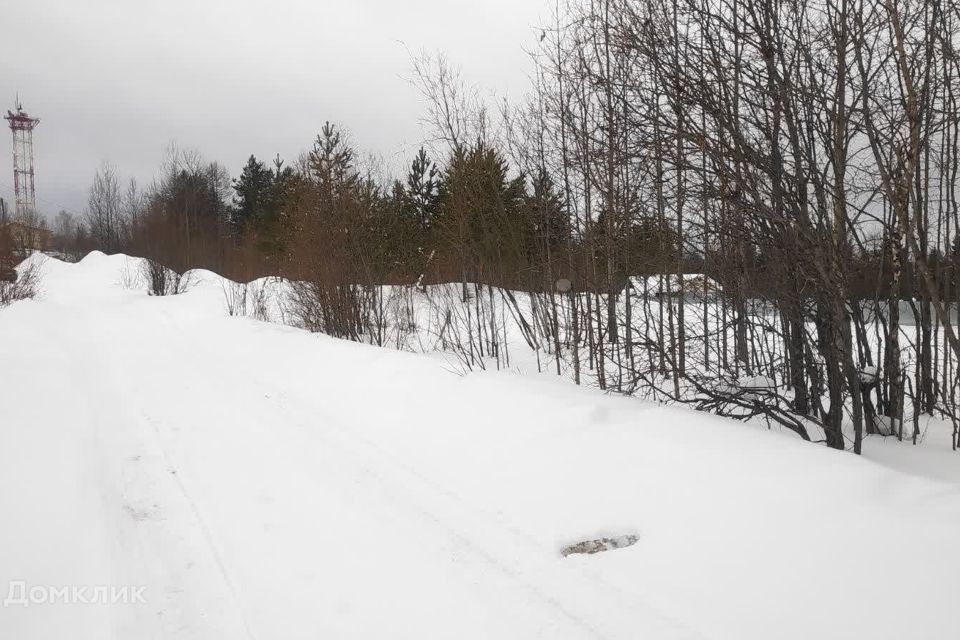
<box><xmin>405</xmin><ymin>148</ymin><xmax>440</xmax><ymax>231</ymax></box>
<box><xmin>309</xmin><ymin>122</ymin><xmax>358</xmax><ymax>199</ymax></box>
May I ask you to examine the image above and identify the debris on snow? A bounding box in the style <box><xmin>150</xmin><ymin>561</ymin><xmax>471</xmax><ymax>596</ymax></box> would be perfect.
<box><xmin>561</xmin><ymin>534</ymin><xmax>639</xmax><ymax>557</ymax></box>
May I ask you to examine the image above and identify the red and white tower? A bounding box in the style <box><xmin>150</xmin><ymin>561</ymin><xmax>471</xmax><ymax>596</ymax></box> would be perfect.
<box><xmin>5</xmin><ymin>99</ymin><xmax>40</xmax><ymax>218</ymax></box>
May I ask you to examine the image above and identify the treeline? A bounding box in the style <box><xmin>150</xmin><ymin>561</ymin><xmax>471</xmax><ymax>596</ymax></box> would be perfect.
<box><xmin>69</xmin><ymin>125</ymin><xmax>960</xmax><ymax>300</ymax></box>
<box><xmin>74</xmin><ymin>130</ymin><xmax>651</xmax><ymax>291</ymax></box>
<box><xmin>57</xmin><ymin>0</ymin><xmax>960</xmax><ymax>453</ymax></box>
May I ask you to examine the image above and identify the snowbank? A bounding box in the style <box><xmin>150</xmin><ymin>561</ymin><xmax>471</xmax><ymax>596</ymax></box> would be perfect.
<box><xmin>0</xmin><ymin>254</ymin><xmax>957</xmax><ymax>639</ymax></box>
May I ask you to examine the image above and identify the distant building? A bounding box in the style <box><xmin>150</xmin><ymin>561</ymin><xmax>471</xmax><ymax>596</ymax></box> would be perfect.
<box><xmin>1</xmin><ymin>220</ymin><xmax>53</xmax><ymax>253</ymax></box>
<box><xmin>629</xmin><ymin>273</ymin><xmax>723</xmax><ymax>299</ymax></box>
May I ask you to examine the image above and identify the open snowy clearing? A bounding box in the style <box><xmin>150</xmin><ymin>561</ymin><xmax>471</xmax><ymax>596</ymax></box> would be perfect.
<box><xmin>1</xmin><ymin>253</ymin><xmax>958</xmax><ymax>639</ymax></box>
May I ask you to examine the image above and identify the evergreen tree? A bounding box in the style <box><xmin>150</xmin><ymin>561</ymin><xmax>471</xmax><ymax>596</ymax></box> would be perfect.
<box><xmin>231</xmin><ymin>155</ymin><xmax>275</xmax><ymax>233</ymax></box>
<box><xmin>404</xmin><ymin>148</ymin><xmax>440</xmax><ymax>231</ymax></box>
<box><xmin>309</xmin><ymin>122</ymin><xmax>358</xmax><ymax>200</ymax></box>
<box><xmin>436</xmin><ymin>141</ymin><xmax>528</xmax><ymax>281</ymax></box>
<box><xmin>256</xmin><ymin>155</ymin><xmax>297</xmax><ymax>258</ymax></box>
<box><xmin>525</xmin><ymin>169</ymin><xmax>570</xmax><ymax>259</ymax></box>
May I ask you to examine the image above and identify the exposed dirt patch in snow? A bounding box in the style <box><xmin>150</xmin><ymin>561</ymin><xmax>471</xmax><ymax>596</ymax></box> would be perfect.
<box><xmin>561</xmin><ymin>534</ymin><xmax>639</xmax><ymax>557</ymax></box>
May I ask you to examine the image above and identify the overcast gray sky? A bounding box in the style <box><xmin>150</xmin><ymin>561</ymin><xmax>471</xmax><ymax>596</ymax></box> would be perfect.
<box><xmin>1</xmin><ymin>0</ymin><xmax>548</xmax><ymax>219</ymax></box>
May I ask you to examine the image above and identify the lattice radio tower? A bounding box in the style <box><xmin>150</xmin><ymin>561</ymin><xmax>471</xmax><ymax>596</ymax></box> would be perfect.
<box><xmin>5</xmin><ymin>98</ymin><xmax>40</xmax><ymax>218</ymax></box>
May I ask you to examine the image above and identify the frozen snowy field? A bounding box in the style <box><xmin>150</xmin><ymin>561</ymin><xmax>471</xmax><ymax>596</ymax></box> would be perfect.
<box><xmin>1</xmin><ymin>253</ymin><xmax>958</xmax><ymax>639</ymax></box>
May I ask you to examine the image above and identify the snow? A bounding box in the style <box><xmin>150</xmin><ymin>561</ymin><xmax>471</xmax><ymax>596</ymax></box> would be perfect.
<box><xmin>1</xmin><ymin>252</ymin><xmax>959</xmax><ymax>639</ymax></box>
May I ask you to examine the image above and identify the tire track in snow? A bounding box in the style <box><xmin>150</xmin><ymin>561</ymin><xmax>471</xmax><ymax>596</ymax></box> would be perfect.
<box><xmin>138</xmin><ymin>410</ymin><xmax>259</xmax><ymax>640</ymax></box>
<box><xmin>44</xmin><ymin>301</ymin><xmax>259</xmax><ymax>640</ymax></box>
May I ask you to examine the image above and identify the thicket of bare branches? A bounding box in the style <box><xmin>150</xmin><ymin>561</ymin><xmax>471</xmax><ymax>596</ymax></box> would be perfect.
<box><xmin>0</xmin><ymin>223</ymin><xmax>40</xmax><ymax>306</ymax></box>
<box><xmin>524</xmin><ymin>0</ymin><xmax>960</xmax><ymax>451</ymax></box>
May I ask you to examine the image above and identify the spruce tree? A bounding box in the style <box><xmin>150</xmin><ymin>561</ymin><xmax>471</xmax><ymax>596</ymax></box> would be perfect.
<box><xmin>231</xmin><ymin>155</ymin><xmax>275</xmax><ymax>233</ymax></box>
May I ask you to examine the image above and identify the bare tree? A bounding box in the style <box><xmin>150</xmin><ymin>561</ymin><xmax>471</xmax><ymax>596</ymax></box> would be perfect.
<box><xmin>86</xmin><ymin>162</ymin><xmax>125</xmax><ymax>253</ymax></box>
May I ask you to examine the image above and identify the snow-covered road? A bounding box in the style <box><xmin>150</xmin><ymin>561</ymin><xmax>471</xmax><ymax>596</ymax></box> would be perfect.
<box><xmin>1</xmin><ymin>253</ymin><xmax>959</xmax><ymax>639</ymax></box>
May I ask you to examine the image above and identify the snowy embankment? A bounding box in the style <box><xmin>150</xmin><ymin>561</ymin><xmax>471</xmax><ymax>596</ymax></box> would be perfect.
<box><xmin>0</xmin><ymin>252</ymin><xmax>958</xmax><ymax>639</ymax></box>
